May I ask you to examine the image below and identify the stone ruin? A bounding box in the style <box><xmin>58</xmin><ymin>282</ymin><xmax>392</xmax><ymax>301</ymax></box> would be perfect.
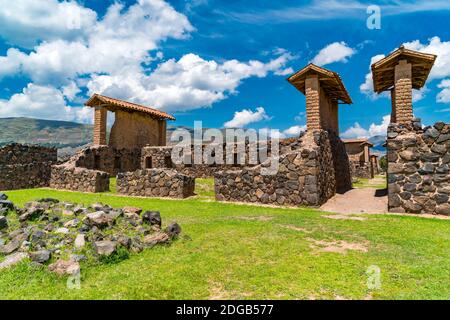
<box><xmin>214</xmin><ymin>64</ymin><xmax>352</xmax><ymax>206</ymax></box>
<box><xmin>343</xmin><ymin>138</ymin><xmax>375</xmax><ymax>179</ymax></box>
<box><xmin>0</xmin><ymin>194</ymin><xmax>182</xmax><ymax>273</ymax></box>
<box><xmin>0</xmin><ymin>144</ymin><xmax>57</xmax><ymax>191</ymax></box>
<box><xmin>372</xmin><ymin>46</ymin><xmax>450</xmax><ymax>215</ymax></box>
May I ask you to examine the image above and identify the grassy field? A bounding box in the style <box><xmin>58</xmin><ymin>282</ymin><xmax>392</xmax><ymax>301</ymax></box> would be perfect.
<box><xmin>352</xmin><ymin>175</ymin><xmax>387</xmax><ymax>189</ymax></box>
<box><xmin>0</xmin><ymin>178</ymin><xmax>449</xmax><ymax>300</ymax></box>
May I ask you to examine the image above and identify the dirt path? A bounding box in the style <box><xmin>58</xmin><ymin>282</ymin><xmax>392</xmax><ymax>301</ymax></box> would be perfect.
<box><xmin>320</xmin><ymin>188</ymin><xmax>388</xmax><ymax>214</ymax></box>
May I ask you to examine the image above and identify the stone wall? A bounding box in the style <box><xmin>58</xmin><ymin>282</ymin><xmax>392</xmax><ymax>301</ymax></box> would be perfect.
<box><xmin>73</xmin><ymin>145</ymin><xmax>141</xmax><ymax>176</ymax></box>
<box><xmin>214</xmin><ymin>131</ymin><xmax>339</xmax><ymax>207</ymax></box>
<box><xmin>117</xmin><ymin>169</ymin><xmax>195</xmax><ymax>198</ymax></box>
<box><xmin>349</xmin><ymin>161</ymin><xmax>373</xmax><ymax>179</ymax></box>
<box><xmin>0</xmin><ymin>144</ymin><xmax>57</xmax><ymax>191</ymax></box>
<box><xmin>329</xmin><ymin>133</ymin><xmax>352</xmax><ymax>193</ymax></box>
<box><xmin>387</xmin><ymin>119</ymin><xmax>450</xmax><ymax>215</ymax></box>
<box><xmin>50</xmin><ymin>164</ymin><xmax>110</xmax><ymax>193</ymax></box>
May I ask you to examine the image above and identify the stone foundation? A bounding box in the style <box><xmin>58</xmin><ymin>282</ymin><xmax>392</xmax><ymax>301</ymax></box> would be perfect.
<box><xmin>50</xmin><ymin>164</ymin><xmax>110</xmax><ymax>193</ymax></box>
<box><xmin>0</xmin><ymin>144</ymin><xmax>57</xmax><ymax>191</ymax></box>
<box><xmin>214</xmin><ymin>131</ymin><xmax>342</xmax><ymax>207</ymax></box>
<box><xmin>117</xmin><ymin>169</ymin><xmax>195</xmax><ymax>198</ymax></box>
<box><xmin>387</xmin><ymin>120</ymin><xmax>450</xmax><ymax>215</ymax></box>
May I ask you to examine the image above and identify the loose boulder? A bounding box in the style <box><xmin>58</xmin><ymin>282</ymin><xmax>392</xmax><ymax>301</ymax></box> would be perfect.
<box><xmin>142</xmin><ymin>211</ymin><xmax>161</xmax><ymax>227</ymax></box>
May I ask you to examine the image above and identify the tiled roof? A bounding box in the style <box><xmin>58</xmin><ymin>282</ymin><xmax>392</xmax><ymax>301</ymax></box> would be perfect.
<box><xmin>342</xmin><ymin>138</ymin><xmax>374</xmax><ymax>147</ymax></box>
<box><xmin>287</xmin><ymin>63</ymin><xmax>352</xmax><ymax>105</ymax></box>
<box><xmin>85</xmin><ymin>94</ymin><xmax>175</xmax><ymax>120</ymax></box>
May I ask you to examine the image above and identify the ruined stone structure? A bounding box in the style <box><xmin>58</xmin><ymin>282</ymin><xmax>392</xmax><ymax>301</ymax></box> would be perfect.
<box><xmin>85</xmin><ymin>94</ymin><xmax>174</xmax><ymax>150</ymax></box>
<box><xmin>343</xmin><ymin>139</ymin><xmax>374</xmax><ymax>179</ymax></box>
<box><xmin>50</xmin><ymin>164</ymin><xmax>110</xmax><ymax>193</ymax></box>
<box><xmin>371</xmin><ymin>155</ymin><xmax>380</xmax><ymax>175</ymax></box>
<box><xmin>214</xmin><ymin>64</ymin><xmax>352</xmax><ymax>206</ymax></box>
<box><xmin>387</xmin><ymin>120</ymin><xmax>450</xmax><ymax>215</ymax></box>
<box><xmin>0</xmin><ymin>144</ymin><xmax>57</xmax><ymax>190</ymax></box>
<box><xmin>117</xmin><ymin>169</ymin><xmax>195</xmax><ymax>198</ymax></box>
<box><xmin>372</xmin><ymin>46</ymin><xmax>445</xmax><ymax>214</ymax></box>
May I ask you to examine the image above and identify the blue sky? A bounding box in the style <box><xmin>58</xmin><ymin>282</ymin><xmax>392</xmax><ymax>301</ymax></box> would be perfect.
<box><xmin>1</xmin><ymin>0</ymin><xmax>450</xmax><ymax>138</ymax></box>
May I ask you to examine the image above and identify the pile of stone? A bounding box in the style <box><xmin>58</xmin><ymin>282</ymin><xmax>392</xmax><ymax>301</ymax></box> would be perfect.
<box><xmin>0</xmin><ymin>194</ymin><xmax>181</xmax><ymax>275</ymax></box>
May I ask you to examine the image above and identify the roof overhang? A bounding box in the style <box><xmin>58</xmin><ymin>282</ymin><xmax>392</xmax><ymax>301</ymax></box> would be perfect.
<box><xmin>287</xmin><ymin>63</ymin><xmax>352</xmax><ymax>105</ymax></box>
<box><xmin>85</xmin><ymin>94</ymin><xmax>175</xmax><ymax>120</ymax></box>
<box><xmin>371</xmin><ymin>46</ymin><xmax>437</xmax><ymax>93</ymax></box>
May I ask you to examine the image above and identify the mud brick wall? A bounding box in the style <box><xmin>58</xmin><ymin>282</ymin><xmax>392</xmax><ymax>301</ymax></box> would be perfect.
<box><xmin>328</xmin><ymin>133</ymin><xmax>352</xmax><ymax>193</ymax></box>
<box><xmin>387</xmin><ymin>120</ymin><xmax>450</xmax><ymax>215</ymax></box>
<box><xmin>50</xmin><ymin>164</ymin><xmax>110</xmax><ymax>193</ymax></box>
<box><xmin>116</xmin><ymin>169</ymin><xmax>195</xmax><ymax>198</ymax></box>
<box><xmin>0</xmin><ymin>144</ymin><xmax>57</xmax><ymax>191</ymax></box>
<box><xmin>214</xmin><ymin>131</ymin><xmax>338</xmax><ymax>207</ymax></box>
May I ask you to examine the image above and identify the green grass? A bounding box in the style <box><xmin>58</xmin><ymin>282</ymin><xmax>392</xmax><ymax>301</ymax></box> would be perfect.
<box><xmin>353</xmin><ymin>175</ymin><xmax>387</xmax><ymax>190</ymax></box>
<box><xmin>0</xmin><ymin>178</ymin><xmax>449</xmax><ymax>300</ymax></box>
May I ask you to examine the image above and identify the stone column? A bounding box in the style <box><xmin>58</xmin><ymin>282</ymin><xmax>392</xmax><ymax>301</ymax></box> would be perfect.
<box><xmin>364</xmin><ymin>145</ymin><xmax>370</xmax><ymax>163</ymax></box>
<box><xmin>93</xmin><ymin>106</ymin><xmax>107</xmax><ymax>146</ymax></box>
<box><xmin>394</xmin><ymin>60</ymin><xmax>413</xmax><ymax>124</ymax></box>
<box><xmin>305</xmin><ymin>75</ymin><xmax>321</xmax><ymax>131</ymax></box>
<box><xmin>330</xmin><ymin>100</ymin><xmax>339</xmax><ymax>135</ymax></box>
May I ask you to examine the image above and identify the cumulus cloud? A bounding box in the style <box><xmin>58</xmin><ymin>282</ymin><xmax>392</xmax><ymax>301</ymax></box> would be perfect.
<box><xmin>0</xmin><ymin>0</ymin><xmax>98</xmax><ymax>48</ymax></box>
<box><xmin>341</xmin><ymin>114</ymin><xmax>390</xmax><ymax>138</ymax></box>
<box><xmin>282</xmin><ymin>125</ymin><xmax>307</xmax><ymax>136</ymax></box>
<box><xmin>223</xmin><ymin>107</ymin><xmax>271</xmax><ymax>128</ymax></box>
<box><xmin>0</xmin><ymin>83</ymin><xmax>92</xmax><ymax>123</ymax></box>
<box><xmin>437</xmin><ymin>79</ymin><xmax>450</xmax><ymax>103</ymax></box>
<box><xmin>0</xmin><ymin>0</ymin><xmax>295</xmax><ymax>121</ymax></box>
<box><xmin>311</xmin><ymin>42</ymin><xmax>355</xmax><ymax>66</ymax></box>
<box><xmin>359</xmin><ymin>54</ymin><xmax>385</xmax><ymax>99</ymax></box>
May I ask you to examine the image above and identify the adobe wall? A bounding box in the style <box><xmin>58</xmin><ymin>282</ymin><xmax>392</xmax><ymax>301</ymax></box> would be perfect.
<box><xmin>214</xmin><ymin>131</ymin><xmax>338</xmax><ymax>207</ymax></box>
<box><xmin>387</xmin><ymin>119</ymin><xmax>450</xmax><ymax>215</ymax></box>
<box><xmin>109</xmin><ymin>110</ymin><xmax>166</xmax><ymax>150</ymax></box>
<box><xmin>0</xmin><ymin>144</ymin><xmax>57</xmax><ymax>191</ymax></box>
<box><xmin>349</xmin><ymin>161</ymin><xmax>373</xmax><ymax>179</ymax></box>
<box><xmin>117</xmin><ymin>169</ymin><xmax>195</xmax><ymax>198</ymax></box>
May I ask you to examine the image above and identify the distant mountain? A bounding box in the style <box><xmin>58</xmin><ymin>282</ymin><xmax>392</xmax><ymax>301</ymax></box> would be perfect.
<box><xmin>0</xmin><ymin>117</ymin><xmax>93</xmax><ymax>157</ymax></box>
<box><xmin>368</xmin><ymin>135</ymin><xmax>387</xmax><ymax>156</ymax></box>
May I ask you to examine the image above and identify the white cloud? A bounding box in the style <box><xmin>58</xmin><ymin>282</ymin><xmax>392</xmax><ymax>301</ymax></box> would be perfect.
<box><xmin>311</xmin><ymin>42</ymin><xmax>355</xmax><ymax>66</ymax></box>
<box><xmin>437</xmin><ymin>79</ymin><xmax>450</xmax><ymax>103</ymax></box>
<box><xmin>0</xmin><ymin>0</ymin><xmax>97</xmax><ymax>48</ymax></box>
<box><xmin>341</xmin><ymin>114</ymin><xmax>390</xmax><ymax>138</ymax></box>
<box><xmin>86</xmin><ymin>51</ymin><xmax>294</xmax><ymax>112</ymax></box>
<box><xmin>0</xmin><ymin>83</ymin><xmax>92</xmax><ymax>123</ymax></box>
<box><xmin>282</xmin><ymin>125</ymin><xmax>307</xmax><ymax>136</ymax></box>
<box><xmin>360</xmin><ymin>54</ymin><xmax>385</xmax><ymax>99</ymax></box>
<box><xmin>224</xmin><ymin>107</ymin><xmax>271</xmax><ymax>128</ymax></box>
<box><xmin>0</xmin><ymin>0</ymin><xmax>295</xmax><ymax>121</ymax></box>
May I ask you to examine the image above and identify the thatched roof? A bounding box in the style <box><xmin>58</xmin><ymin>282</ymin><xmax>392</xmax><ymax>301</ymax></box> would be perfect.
<box><xmin>85</xmin><ymin>94</ymin><xmax>175</xmax><ymax>120</ymax></box>
<box><xmin>287</xmin><ymin>64</ymin><xmax>352</xmax><ymax>104</ymax></box>
<box><xmin>371</xmin><ymin>46</ymin><xmax>436</xmax><ymax>93</ymax></box>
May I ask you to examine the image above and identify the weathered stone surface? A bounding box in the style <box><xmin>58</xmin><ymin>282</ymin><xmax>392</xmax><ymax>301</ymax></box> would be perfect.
<box><xmin>94</xmin><ymin>240</ymin><xmax>117</xmax><ymax>256</ymax></box>
<box><xmin>387</xmin><ymin>121</ymin><xmax>450</xmax><ymax>215</ymax></box>
<box><xmin>85</xmin><ymin>211</ymin><xmax>115</xmax><ymax>229</ymax></box>
<box><xmin>29</xmin><ymin>250</ymin><xmax>51</xmax><ymax>264</ymax></box>
<box><xmin>143</xmin><ymin>232</ymin><xmax>169</xmax><ymax>247</ymax></box>
<box><xmin>142</xmin><ymin>211</ymin><xmax>161</xmax><ymax>227</ymax></box>
<box><xmin>0</xmin><ymin>252</ymin><xmax>28</xmax><ymax>270</ymax></box>
<box><xmin>166</xmin><ymin>222</ymin><xmax>182</xmax><ymax>237</ymax></box>
<box><xmin>0</xmin><ymin>239</ymin><xmax>20</xmax><ymax>254</ymax></box>
<box><xmin>48</xmin><ymin>259</ymin><xmax>80</xmax><ymax>276</ymax></box>
<box><xmin>0</xmin><ymin>144</ymin><xmax>56</xmax><ymax>191</ymax></box>
<box><xmin>74</xmin><ymin>234</ymin><xmax>85</xmax><ymax>248</ymax></box>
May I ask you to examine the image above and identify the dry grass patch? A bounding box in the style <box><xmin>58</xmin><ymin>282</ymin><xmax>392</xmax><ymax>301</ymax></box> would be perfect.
<box><xmin>323</xmin><ymin>214</ymin><xmax>367</xmax><ymax>221</ymax></box>
<box><xmin>307</xmin><ymin>238</ymin><xmax>369</xmax><ymax>254</ymax></box>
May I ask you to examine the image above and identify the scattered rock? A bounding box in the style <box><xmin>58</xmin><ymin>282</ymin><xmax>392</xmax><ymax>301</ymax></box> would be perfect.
<box><xmin>85</xmin><ymin>211</ymin><xmax>115</xmax><ymax>229</ymax></box>
<box><xmin>165</xmin><ymin>222</ymin><xmax>182</xmax><ymax>237</ymax></box>
<box><xmin>29</xmin><ymin>250</ymin><xmax>51</xmax><ymax>264</ymax></box>
<box><xmin>0</xmin><ymin>193</ymin><xmax>8</xmax><ymax>201</ymax></box>
<box><xmin>0</xmin><ymin>252</ymin><xmax>28</xmax><ymax>270</ymax></box>
<box><xmin>94</xmin><ymin>240</ymin><xmax>117</xmax><ymax>256</ymax></box>
<box><xmin>143</xmin><ymin>232</ymin><xmax>169</xmax><ymax>247</ymax></box>
<box><xmin>0</xmin><ymin>200</ymin><xmax>14</xmax><ymax>211</ymax></box>
<box><xmin>0</xmin><ymin>239</ymin><xmax>20</xmax><ymax>254</ymax></box>
<box><xmin>142</xmin><ymin>211</ymin><xmax>161</xmax><ymax>227</ymax></box>
<box><xmin>55</xmin><ymin>227</ymin><xmax>69</xmax><ymax>235</ymax></box>
<box><xmin>74</xmin><ymin>234</ymin><xmax>85</xmax><ymax>248</ymax></box>
<box><xmin>48</xmin><ymin>259</ymin><xmax>80</xmax><ymax>276</ymax></box>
